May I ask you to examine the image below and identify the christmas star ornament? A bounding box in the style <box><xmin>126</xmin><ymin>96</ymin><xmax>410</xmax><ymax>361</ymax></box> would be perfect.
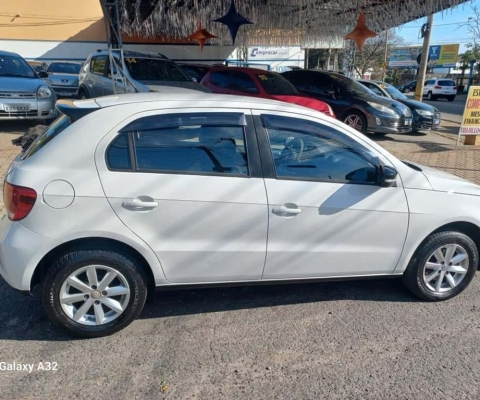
<box><xmin>213</xmin><ymin>0</ymin><xmax>253</xmax><ymax>44</ymax></box>
<box><xmin>186</xmin><ymin>23</ymin><xmax>218</xmax><ymax>51</ymax></box>
<box><xmin>344</xmin><ymin>11</ymin><xmax>377</xmax><ymax>51</ymax></box>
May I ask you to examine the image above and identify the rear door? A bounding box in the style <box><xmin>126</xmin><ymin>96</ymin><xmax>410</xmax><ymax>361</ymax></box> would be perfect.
<box><xmin>96</xmin><ymin>108</ymin><xmax>268</xmax><ymax>283</ymax></box>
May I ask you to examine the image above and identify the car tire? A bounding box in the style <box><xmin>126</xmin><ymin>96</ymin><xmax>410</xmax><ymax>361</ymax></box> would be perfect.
<box><xmin>42</xmin><ymin>247</ymin><xmax>148</xmax><ymax>338</ymax></box>
<box><xmin>343</xmin><ymin>110</ymin><xmax>367</xmax><ymax>134</ymax></box>
<box><xmin>404</xmin><ymin>88</ymin><xmax>410</xmax><ymax>93</ymax></box>
<box><xmin>78</xmin><ymin>88</ymin><xmax>89</xmax><ymax>100</ymax></box>
<box><xmin>402</xmin><ymin>231</ymin><xmax>478</xmax><ymax>301</ymax></box>
<box><xmin>427</xmin><ymin>91</ymin><xmax>436</xmax><ymax>101</ymax></box>
<box><xmin>448</xmin><ymin>96</ymin><xmax>456</xmax><ymax>102</ymax></box>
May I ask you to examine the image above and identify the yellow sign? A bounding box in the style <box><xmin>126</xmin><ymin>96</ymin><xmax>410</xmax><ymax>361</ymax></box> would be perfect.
<box><xmin>438</xmin><ymin>44</ymin><xmax>460</xmax><ymax>66</ymax></box>
<box><xmin>458</xmin><ymin>86</ymin><xmax>480</xmax><ymax>143</ymax></box>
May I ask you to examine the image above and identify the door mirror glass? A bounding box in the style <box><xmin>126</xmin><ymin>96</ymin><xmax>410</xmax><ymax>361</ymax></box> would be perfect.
<box><xmin>380</xmin><ymin>165</ymin><xmax>397</xmax><ymax>187</ymax></box>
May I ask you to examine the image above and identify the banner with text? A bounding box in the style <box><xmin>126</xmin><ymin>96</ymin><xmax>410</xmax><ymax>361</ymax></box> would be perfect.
<box><xmin>458</xmin><ymin>86</ymin><xmax>480</xmax><ymax>144</ymax></box>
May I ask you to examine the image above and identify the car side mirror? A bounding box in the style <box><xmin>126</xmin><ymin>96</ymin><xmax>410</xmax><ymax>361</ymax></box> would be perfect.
<box><xmin>379</xmin><ymin>165</ymin><xmax>397</xmax><ymax>187</ymax></box>
<box><xmin>38</xmin><ymin>71</ymin><xmax>48</xmax><ymax>79</ymax></box>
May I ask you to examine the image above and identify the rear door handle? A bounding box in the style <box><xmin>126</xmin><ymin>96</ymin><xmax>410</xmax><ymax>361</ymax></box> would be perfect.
<box><xmin>122</xmin><ymin>198</ymin><xmax>159</xmax><ymax>210</ymax></box>
<box><xmin>272</xmin><ymin>204</ymin><xmax>302</xmax><ymax>215</ymax></box>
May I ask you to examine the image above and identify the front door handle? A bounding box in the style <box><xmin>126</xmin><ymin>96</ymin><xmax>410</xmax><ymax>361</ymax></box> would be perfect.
<box><xmin>272</xmin><ymin>204</ymin><xmax>302</xmax><ymax>215</ymax></box>
<box><xmin>122</xmin><ymin>198</ymin><xmax>159</xmax><ymax>210</ymax></box>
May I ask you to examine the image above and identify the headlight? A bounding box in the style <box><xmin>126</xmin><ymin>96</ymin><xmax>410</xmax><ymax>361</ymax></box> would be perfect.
<box><xmin>416</xmin><ymin>109</ymin><xmax>433</xmax><ymax>117</ymax></box>
<box><xmin>37</xmin><ymin>86</ymin><xmax>52</xmax><ymax>98</ymax></box>
<box><xmin>367</xmin><ymin>102</ymin><xmax>396</xmax><ymax>115</ymax></box>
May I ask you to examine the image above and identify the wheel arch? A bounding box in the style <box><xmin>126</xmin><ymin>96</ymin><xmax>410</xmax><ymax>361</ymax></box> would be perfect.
<box><xmin>30</xmin><ymin>237</ymin><xmax>156</xmax><ymax>292</ymax></box>
<box><xmin>77</xmin><ymin>84</ymin><xmax>90</xmax><ymax>97</ymax></box>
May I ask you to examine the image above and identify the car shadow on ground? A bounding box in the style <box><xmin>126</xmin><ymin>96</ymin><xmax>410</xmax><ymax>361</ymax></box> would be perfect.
<box><xmin>0</xmin><ymin>277</ymin><xmax>418</xmax><ymax>341</ymax></box>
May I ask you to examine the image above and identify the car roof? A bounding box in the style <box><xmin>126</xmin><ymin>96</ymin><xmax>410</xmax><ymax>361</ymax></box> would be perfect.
<box><xmin>0</xmin><ymin>50</ymin><xmax>22</xmax><ymax>57</ymax></box>
<box><xmin>209</xmin><ymin>66</ymin><xmax>275</xmax><ymax>74</ymax></box>
<box><xmin>93</xmin><ymin>50</ymin><xmax>169</xmax><ymax>60</ymax></box>
<box><xmin>60</xmin><ymin>92</ymin><xmax>310</xmax><ymax>113</ymax></box>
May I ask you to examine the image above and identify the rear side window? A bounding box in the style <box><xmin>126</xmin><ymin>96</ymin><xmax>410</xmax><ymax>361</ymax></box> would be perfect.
<box><xmin>226</xmin><ymin>72</ymin><xmax>259</xmax><ymax>93</ymax></box>
<box><xmin>108</xmin><ymin>113</ymin><xmax>249</xmax><ymax>176</ymax></box>
<box><xmin>21</xmin><ymin>115</ymin><xmax>71</xmax><ymax>160</ymax></box>
<box><xmin>209</xmin><ymin>71</ymin><xmax>230</xmax><ymax>88</ymax></box>
<box><xmin>438</xmin><ymin>80</ymin><xmax>455</xmax><ymax>86</ymax></box>
<box><xmin>91</xmin><ymin>56</ymin><xmax>107</xmax><ymax>75</ymax></box>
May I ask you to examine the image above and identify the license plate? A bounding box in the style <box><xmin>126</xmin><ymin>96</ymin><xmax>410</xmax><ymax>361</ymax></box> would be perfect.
<box><xmin>4</xmin><ymin>104</ymin><xmax>29</xmax><ymax>112</ymax></box>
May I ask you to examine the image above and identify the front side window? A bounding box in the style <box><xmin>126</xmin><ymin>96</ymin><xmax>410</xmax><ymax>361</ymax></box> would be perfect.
<box><xmin>124</xmin><ymin>58</ymin><xmax>190</xmax><ymax>82</ymax></box>
<box><xmin>262</xmin><ymin>114</ymin><xmax>379</xmax><ymax>184</ymax></box>
<box><xmin>113</xmin><ymin>113</ymin><xmax>249</xmax><ymax>176</ymax></box>
<box><xmin>364</xmin><ymin>82</ymin><xmax>385</xmax><ymax>97</ymax></box>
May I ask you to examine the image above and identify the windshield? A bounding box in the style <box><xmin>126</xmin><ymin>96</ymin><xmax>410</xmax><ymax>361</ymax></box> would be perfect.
<box><xmin>124</xmin><ymin>57</ymin><xmax>191</xmax><ymax>82</ymax></box>
<box><xmin>0</xmin><ymin>55</ymin><xmax>36</xmax><ymax>78</ymax></box>
<box><xmin>47</xmin><ymin>62</ymin><xmax>81</xmax><ymax>74</ymax></box>
<box><xmin>330</xmin><ymin>73</ymin><xmax>374</xmax><ymax>96</ymax></box>
<box><xmin>382</xmin><ymin>83</ymin><xmax>407</xmax><ymax>100</ymax></box>
<box><xmin>256</xmin><ymin>73</ymin><xmax>298</xmax><ymax>95</ymax></box>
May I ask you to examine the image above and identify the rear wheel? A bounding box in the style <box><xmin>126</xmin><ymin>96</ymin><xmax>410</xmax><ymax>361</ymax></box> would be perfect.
<box><xmin>42</xmin><ymin>247</ymin><xmax>148</xmax><ymax>338</ymax></box>
<box><xmin>402</xmin><ymin>231</ymin><xmax>478</xmax><ymax>301</ymax></box>
<box><xmin>343</xmin><ymin>110</ymin><xmax>367</xmax><ymax>134</ymax></box>
<box><xmin>427</xmin><ymin>91</ymin><xmax>436</xmax><ymax>101</ymax></box>
<box><xmin>447</xmin><ymin>96</ymin><xmax>456</xmax><ymax>102</ymax></box>
<box><xmin>404</xmin><ymin>88</ymin><xmax>410</xmax><ymax>93</ymax></box>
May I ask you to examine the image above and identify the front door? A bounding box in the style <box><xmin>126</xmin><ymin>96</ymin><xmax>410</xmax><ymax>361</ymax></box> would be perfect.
<box><xmin>255</xmin><ymin>112</ymin><xmax>409</xmax><ymax>279</ymax></box>
<box><xmin>96</xmin><ymin>109</ymin><xmax>268</xmax><ymax>283</ymax></box>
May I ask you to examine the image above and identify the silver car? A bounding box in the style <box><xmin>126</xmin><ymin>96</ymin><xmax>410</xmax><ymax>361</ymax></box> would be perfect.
<box><xmin>0</xmin><ymin>50</ymin><xmax>57</xmax><ymax>121</ymax></box>
<box><xmin>78</xmin><ymin>50</ymin><xmax>209</xmax><ymax>99</ymax></box>
<box><xmin>46</xmin><ymin>61</ymin><xmax>82</xmax><ymax>98</ymax></box>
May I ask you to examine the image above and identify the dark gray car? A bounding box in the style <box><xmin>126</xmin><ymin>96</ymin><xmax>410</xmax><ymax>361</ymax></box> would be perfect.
<box><xmin>78</xmin><ymin>50</ymin><xmax>209</xmax><ymax>98</ymax></box>
<box><xmin>281</xmin><ymin>70</ymin><xmax>413</xmax><ymax>134</ymax></box>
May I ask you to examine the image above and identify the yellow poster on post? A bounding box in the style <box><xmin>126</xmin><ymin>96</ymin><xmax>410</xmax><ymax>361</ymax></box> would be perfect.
<box><xmin>458</xmin><ymin>86</ymin><xmax>480</xmax><ymax>144</ymax></box>
<box><xmin>438</xmin><ymin>44</ymin><xmax>459</xmax><ymax>66</ymax></box>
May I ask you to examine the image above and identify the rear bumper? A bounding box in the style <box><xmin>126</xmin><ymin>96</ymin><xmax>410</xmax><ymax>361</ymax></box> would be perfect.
<box><xmin>0</xmin><ymin>216</ymin><xmax>59</xmax><ymax>293</ymax></box>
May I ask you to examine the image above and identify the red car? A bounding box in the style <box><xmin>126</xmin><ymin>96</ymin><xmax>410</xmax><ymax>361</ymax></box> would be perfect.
<box><xmin>200</xmin><ymin>67</ymin><xmax>335</xmax><ymax>118</ymax></box>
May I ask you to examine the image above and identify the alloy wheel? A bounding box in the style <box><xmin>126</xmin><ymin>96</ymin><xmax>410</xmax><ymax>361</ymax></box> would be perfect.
<box><xmin>59</xmin><ymin>265</ymin><xmax>130</xmax><ymax>326</ymax></box>
<box><xmin>422</xmin><ymin>244</ymin><xmax>469</xmax><ymax>293</ymax></box>
<box><xmin>344</xmin><ymin>115</ymin><xmax>363</xmax><ymax>131</ymax></box>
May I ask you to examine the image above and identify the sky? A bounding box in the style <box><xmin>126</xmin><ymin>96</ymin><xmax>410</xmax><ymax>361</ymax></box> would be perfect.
<box><xmin>395</xmin><ymin>0</ymin><xmax>478</xmax><ymax>52</ymax></box>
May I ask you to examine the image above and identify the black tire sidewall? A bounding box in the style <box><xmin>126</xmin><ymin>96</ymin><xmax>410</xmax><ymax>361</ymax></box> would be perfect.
<box><xmin>410</xmin><ymin>232</ymin><xmax>478</xmax><ymax>301</ymax></box>
<box><xmin>42</xmin><ymin>250</ymin><xmax>147</xmax><ymax>338</ymax></box>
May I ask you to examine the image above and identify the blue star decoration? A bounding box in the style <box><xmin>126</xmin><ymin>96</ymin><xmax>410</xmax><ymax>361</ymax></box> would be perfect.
<box><xmin>213</xmin><ymin>0</ymin><xmax>253</xmax><ymax>44</ymax></box>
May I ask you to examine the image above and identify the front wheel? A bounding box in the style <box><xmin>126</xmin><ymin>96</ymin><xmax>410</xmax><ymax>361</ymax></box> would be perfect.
<box><xmin>78</xmin><ymin>88</ymin><xmax>89</xmax><ymax>100</ymax></box>
<box><xmin>404</xmin><ymin>88</ymin><xmax>410</xmax><ymax>93</ymax></box>
<box><xmin>42</xmin><ymin>247</ymin><xmax>148</xmax><ymax>338</ymax></box>
<box><xmin>343</xmin><ymin>111</ymin><xmax>367</xmax><ymax>134</ymax></box>
<box><xmin>402</xmin><ymin>231</ymin><xmax>478</xmax><ymax>301</ymax></box>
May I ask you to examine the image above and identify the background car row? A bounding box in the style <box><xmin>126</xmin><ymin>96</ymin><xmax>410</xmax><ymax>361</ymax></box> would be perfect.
<box><xmin>4</xmin><ymin>49</ymin><xmax>441</xmax><ymax>135</ymax></box>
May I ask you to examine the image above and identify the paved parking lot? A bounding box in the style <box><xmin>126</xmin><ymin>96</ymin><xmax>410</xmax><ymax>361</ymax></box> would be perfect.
<box><xmin>1</xmin><ymin>121</ymin><xmax>480</xmax><ymax>399</ymax></box>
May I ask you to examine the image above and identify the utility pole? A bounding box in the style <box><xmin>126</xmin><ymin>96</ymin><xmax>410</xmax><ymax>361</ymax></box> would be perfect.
<box><xmin>414</xmin><ymin>14</ymin><xmax>434</xmax><ymax>101</ymax></box>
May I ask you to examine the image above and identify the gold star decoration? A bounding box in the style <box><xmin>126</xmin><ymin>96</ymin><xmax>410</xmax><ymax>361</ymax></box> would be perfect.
<box><xmin>186</xmin><ymin>23</ymin><xmax>218</xmax><ymax>51</ymax></box>
<box><xmin>344</xmin><ymin>11</ymin><xmax>377</xmax><ymax>52</ymax></box>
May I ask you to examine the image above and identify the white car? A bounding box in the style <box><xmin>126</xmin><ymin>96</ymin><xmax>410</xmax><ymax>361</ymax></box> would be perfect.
<box><xmin>423</xmin><ymin>78</ymin><xmax>457</xmax><ymax>102</ymax></box>
<box><xmin>1</xmin><ymin>93</ymin><xmax>479</xmax><ymax>338</ymax></box>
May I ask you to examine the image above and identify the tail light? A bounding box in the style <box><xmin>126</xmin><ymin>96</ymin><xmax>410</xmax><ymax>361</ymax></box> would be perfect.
<box><xmin>434</xmin><ymin>85</ymin><xmax>442</xmax><ymax>89</ymax></box>
<box><xmin>3</xmin><ymin>182</ymin><xmax>37</xmax><ymax>221</ymax></box>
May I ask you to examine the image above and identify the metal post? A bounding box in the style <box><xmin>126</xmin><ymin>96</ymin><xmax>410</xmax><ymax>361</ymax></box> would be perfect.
<box><xmin>382</xmin><ymin>29</ymin><xmax>388</xmax><ymax>82</ymax></box>
<box><xmin>414</xmin><ymin>14</ymin><xmax>434</xmax><ymax>102</ymax></box>
<box><xmin>467</xmin><ymin>59</ymin><xmax>476</xmax><ymax>95</ymax></box>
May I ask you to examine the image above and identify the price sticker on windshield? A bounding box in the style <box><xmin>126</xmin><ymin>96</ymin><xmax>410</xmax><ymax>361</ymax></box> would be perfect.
<box><xmin>258</xmin><ymin>75</ymin><xmax>268</xmax><ymax>81</ymax></box>
<box><xmin>125</xmin><ymin>58</ymin><xmax>137</xmax><ymax>64</ymax></box>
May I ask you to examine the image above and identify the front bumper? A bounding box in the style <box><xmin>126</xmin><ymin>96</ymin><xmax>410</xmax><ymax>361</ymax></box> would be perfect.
<box><xmin>0</xmin><ymin>97</ymin><xmax>56</xmax><ymax>120</ymax></box>
<box><xmin>367</xmin><ymin>113</ymin><xmax>413</xmax><ymax>134</ymax></box>
<box><xmin>0</xmin><ymin>217</ymin><xmax>59</xmax><ymax>293</ymax></box>
<box><xmin>413</xmin><ymin>113</ymin><xmax>441</xmax><ymax>131</ymax></box>
<box><xmin>50</xmin><ymin>86</ymin><xmax>79</xmax><ymax>98</ymax></box>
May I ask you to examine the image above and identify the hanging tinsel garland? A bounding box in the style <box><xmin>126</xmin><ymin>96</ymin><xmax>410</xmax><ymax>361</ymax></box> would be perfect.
<box><xmin>117</xmin><ymin>0</ymin><xmax>468</xmax><ymax>46</ymax></box>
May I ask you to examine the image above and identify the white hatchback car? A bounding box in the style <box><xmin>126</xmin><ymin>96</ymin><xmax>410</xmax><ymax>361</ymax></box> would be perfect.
<box><xmin>423</xmin><ymin>78</ymin><xmax>457</xmax><ymax>102</ymax></box>
<box><xmin>1</xmin><ymin>93</ymin><xmax>479</xmax><ymax>338</ymax></box>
